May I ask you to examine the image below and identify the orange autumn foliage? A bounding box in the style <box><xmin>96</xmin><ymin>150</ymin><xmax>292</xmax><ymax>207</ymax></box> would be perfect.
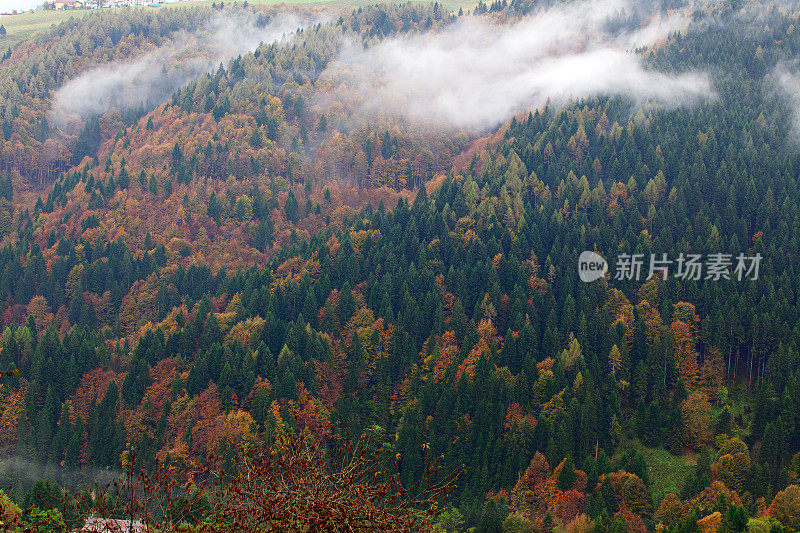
<box><xmin>697</xmin><ymin>512</ymin><xmax>723</xmax><ymax>533</ymax></box>
<box><xmin>454</xmin><ymin>318</ymin><xmax>499</xmax><ymax>383</ymax></box>
<box><xmin>0</xmin><ymin>387</ymin><xmax>25</xmax><ymax>453</ymax></box>
<box><xmin>613</xmin><ymin>504</ymin><xmax>646</xmax><ymax>533</ymax></box>
<box><xmin>598</xmin><ymin>471</ymin><xmax>651</xmax><ymax>518</ymax></box>
<box><xmin>672</xmin><ymin>319</ymin><xmax>700</xmax><ymax>388</ymax></box>
<box><xmin>691</xmin><ymin>481</ymin><xmax>743</xmax><ymax>513</ymax></box>
<box><xmin>431</xmin><ymin>330</ymin><xmax>459</xmax><ymax>384</ymax></box>
<box><xmin>553</xmin><ymin>490</ymin><xmax>587</xmax><ymax>523</ymax></box>
<box><xmin>682</xmin><ymin>392</ymin><xmax>712</xmax><ymax>449</ymax></box>
<box><xmin>656</xmin><ymin>493</ymin><xmax>688</xmax><ymax>526</ymax></box>
<box><xmin>503</xmin><ymin>403</ymin><xmax>537</xmax><ymax>435</ymax></box>
<box><xmin>71</xmin><ymin>368</ymin><xmax>118</xmax><ymax>424</ymax></box>
<box><xmin>289</xmin><ymin>383</ymin><xmax>332</xmax><ymax>438</ymax></box>
<box><xmin>767</xmin><ymin>485</ymin><xmax>800</xmax><ymax>530</ymax></box>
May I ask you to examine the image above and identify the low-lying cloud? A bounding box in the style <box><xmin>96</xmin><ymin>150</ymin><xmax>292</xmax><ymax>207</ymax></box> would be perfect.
<box><xmin>774</xmin><ymin>62</ymin><xmax>800</xmax><ymax>139</ymax></box>
<box><xmin>320</xmin><ymin>0</ymin><xmax>713</xmax><ymax>130</ymax></box>
<box><xmin>50</xmin><ymin>11</ymin><xmax>308</xmax><ymax>127</ymax></box>
<box><xmin>50</xmin><ymin>0</ymin><xmax>715</xmax><ymax>135</ymax></box>
<box><xmin>0</xmin><ymin>455</ymin><xmax>119</xmax><ymax>492</ymax></box>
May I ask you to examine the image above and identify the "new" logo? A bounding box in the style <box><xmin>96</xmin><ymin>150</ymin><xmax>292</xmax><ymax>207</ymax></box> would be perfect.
<box><xmin>578</xmin><ymin>251</ymin><xmax>608</xmax><ymax>282</ymax></box>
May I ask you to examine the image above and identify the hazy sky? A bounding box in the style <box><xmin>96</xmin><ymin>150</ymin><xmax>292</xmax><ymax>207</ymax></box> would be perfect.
<box><xmin>2</xmin><ymin>0</ymin><xmax>42</xmax><ymax>13</ymax></box>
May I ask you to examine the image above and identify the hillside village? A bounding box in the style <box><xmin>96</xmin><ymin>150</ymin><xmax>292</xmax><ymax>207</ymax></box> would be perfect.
<box><xmin>44</xmin><ymin>0</ymin><xmax>170</xmax><ymax>10</ymax></box>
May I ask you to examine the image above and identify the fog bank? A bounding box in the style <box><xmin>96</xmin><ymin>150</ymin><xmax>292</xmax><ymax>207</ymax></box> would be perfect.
<box><xmin>320</xmin><ymin>0</ymin><xmax>713</xmax><ymax>130</ymax></box>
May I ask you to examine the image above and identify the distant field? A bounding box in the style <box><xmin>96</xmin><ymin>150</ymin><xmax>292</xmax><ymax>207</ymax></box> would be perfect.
<box><xmin>0</xmin><ymin>9</ymin><xmax>94</xmax><ymax>48</ymax></box>
<box><xmin>0</xmin><ymin>0</ymin><xmax>477</xmax><ymax>50</ymax></box>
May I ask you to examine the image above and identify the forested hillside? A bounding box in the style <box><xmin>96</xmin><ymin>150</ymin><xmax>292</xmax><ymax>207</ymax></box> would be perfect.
<box><xmin>2</xmin><ymin>0</ymin><xmax>800</xmax><ymax>531</ymax></box>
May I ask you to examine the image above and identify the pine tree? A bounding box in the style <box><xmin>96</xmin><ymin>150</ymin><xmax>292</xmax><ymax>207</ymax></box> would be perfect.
<box><xmin>285</xmin><ymin>190</ymin><xmax>299</xmax><ymax>223</ymax></box>
<box><xmin>609</xmin><ymin>344</ymin><xmax>622</xmax><ymax>378</ymax></box>
<box><xmin>208</xmin><ymin>191</ymin><xmax>221</xmax><ymax>222</ymax></box>
<box><xmin>477</xmin><ymin>498</ymin><xmax>504</xmax><ymax>533</ymax></box>
<box><xmin>89</xmin><ymin>383</ymin><xmax>124</xmax><ymax>468</ymax></box>
<box><xmin>0</xmin><ymin>173</ymin><xmax>12</xmax><ymax>202</ymax></box>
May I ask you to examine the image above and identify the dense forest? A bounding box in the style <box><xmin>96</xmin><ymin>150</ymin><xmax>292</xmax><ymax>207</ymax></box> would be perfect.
<box><xmin>2</xmin><ymin>0</ymin><xmax>800</xmax><ymax>531</ymax></box>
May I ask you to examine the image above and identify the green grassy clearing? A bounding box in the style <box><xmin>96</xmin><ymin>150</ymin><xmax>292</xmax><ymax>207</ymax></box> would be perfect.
<box><xmin>639</xmin><ymin>444</ymin><xmax>696</xmax><ymax>506</ymax></box>
<box><xmin>0</xmin><ymin>0</ymin><xmax>478</xmax><ymax>50</ymax></box>
<box><xmin>614</xmin><ymin>438</ymin><xmax>697</xmax><ymax>509</ymax></box>
<box><xmin>0</xmin><ymin>9</ymin><xmax>94</xmax><ymax>48</ymax></box>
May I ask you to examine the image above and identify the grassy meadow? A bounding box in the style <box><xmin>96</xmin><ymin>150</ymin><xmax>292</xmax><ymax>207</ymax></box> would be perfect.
<box><xmin>0</xmin><ymin>0</ymin><xmax>477</xmax><ymax>50</ymax></box>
